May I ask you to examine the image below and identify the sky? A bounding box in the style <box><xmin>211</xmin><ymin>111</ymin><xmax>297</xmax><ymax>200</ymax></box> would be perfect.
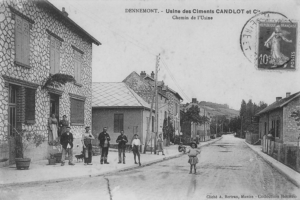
<box><xmin>49</xmin><ymin>0</ymin><xmax>300</xmax><ymax>110</ymax></box>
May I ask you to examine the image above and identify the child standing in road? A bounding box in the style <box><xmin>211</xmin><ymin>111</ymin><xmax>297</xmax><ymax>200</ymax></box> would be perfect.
<box><xmin>184</xmin><ymin>142</ymin><xmax>200</xmax><ymax>174</ymax></box>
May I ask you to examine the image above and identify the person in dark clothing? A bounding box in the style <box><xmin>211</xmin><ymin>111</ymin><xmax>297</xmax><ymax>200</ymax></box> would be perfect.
<box><xmin>60</xmin><ymin>126</ymin><xmax>75</xmax><ymax>166</ymax></box>
<box><xmin>82</xmin><ymin>126</ymin><xmax>95</xmax><ymax>165</ymax></box>
<box><xmin>98</xmin><ymin>127</ymin><xmax>110</xmax><ymax>164</ymax></box>
<box><xmin>116</xmin><ymin>130</ymin><xmax>128</xmax><ymax>164</ymax></box>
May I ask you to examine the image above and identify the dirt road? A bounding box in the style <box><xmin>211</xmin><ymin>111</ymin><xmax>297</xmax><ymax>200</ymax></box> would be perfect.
<box><xmin>1</xmin><ymin>135</ymin><xmax>299</xmax><ymax>200</ymax></box>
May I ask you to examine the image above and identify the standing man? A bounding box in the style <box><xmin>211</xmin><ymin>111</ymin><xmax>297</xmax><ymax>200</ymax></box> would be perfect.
<box><xmin>98</xmin><ymin>127</ymin><xmax>110</xmax><ymax>164</ymax></box>
<box><xmin>60</xmin><ymin>126</ymin><xmax>75</xmax><ymax>166</ymax></box>
<box><xmin>116</xmin><ymin>130</ymin><xmax>128</xmax><ymax>164</ymax></box>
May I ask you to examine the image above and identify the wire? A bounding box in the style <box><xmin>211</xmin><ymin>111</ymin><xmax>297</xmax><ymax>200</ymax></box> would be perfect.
<box><xmin>161</xmin><ymin>58</ymin><xmax>190</xmax><ymax>101</ymax></box>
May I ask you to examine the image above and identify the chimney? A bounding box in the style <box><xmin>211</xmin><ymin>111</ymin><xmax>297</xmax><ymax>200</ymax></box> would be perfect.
<box><xmin>276</xmin><ymin>97</ymin><xmax>282</xmax><ymax>102</ymax></box>
<box><xmin>192</xmin><ymin>98</ymin><xmax>197</xmax><ymax>103</ymax></box>
<box><xmin>62</xmin><ymin>7</ymin><xmax>68</xmax><ymax>17</ymax></box>
<box><xmin>286</xmin><ymin>92</ymin><xmax>291</xmax><ymax>98</ymax></box>
<box><xmin>140</xmin><ymin>71</ymin><xmax>146</xmax><ymax>78</ymax></box>
<box><xmin>151</xmin><ymin>71</ymin><xmax>155</xmax><ymax>79</ymax></box>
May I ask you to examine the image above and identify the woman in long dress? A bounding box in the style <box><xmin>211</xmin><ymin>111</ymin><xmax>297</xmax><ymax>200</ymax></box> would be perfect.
<box><xmin>48</xmin><ymin>114</ymin><xmax>58</xmax><ymax>141</ymax></box>
<box><xmin>264</xmin><ymin>24</ymin><xmax>293</xmax><ymax>68</ymax></box>
<box><xmin>82</xmin><ymin>126</ymin><xmax>95</xmax><ymax>165</ymax></box>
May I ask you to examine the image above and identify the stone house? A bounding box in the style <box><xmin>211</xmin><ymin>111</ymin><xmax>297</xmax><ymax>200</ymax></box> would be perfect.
<box><xmin>123</xmin><ymin>71</ymin><xmax>170</xmax><ymax>140</ymax></box>
<box><xmin>92</xmin><ymin>82</ymin><xmax>154</xmax><ymax>150</ymax></box>
<box><xmin>180</xmin><ymin>98</ymin><xmax>211</xmax><ymax>142</ymax></box>
<box><xmin>256</xmin><ymin>92</ymin><xmax>300</xmax><ymax>146</ymax></box>
<box><xmin>0</xmin><ymin>0</ymin><xmax>100</xmax><ymax>167</ymax></box>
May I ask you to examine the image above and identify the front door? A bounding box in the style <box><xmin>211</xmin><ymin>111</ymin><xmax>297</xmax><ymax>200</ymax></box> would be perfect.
<box><xmin>8</xmin><ymin>85</ymin><xmax>17</xmax><ymax>164</ymax></box>
<box><xmin>50</xmin><ymin>94</ymin><xmax>59</xmax><ymax>119</ymax></box>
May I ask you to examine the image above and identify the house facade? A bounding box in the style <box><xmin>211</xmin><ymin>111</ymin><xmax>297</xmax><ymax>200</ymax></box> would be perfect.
<box><xmin>123</xmin><ymin>71</ymin><xmax>170</xmax><ymax>140</ymax></box>
<box><xmin>0</xmin><ymin>0</ymin><xmax>100</xmax><ymax>167</ymax></box>
<box><xmin>257</xmin><ymin>92</ymin><xmax>300</xmax><ymax>146</ymax></box>
<box><xmin>180</xmin><ymin>98</ymin><xmax>211</xmax><ymax>142</ymax></box>
<box><xmin>92</xmin><ymin>82</ymin><xmax>154</xmax><ymax>150</ymax></box>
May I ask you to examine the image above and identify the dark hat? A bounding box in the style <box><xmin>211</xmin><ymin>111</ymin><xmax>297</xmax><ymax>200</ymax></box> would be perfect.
<box><xmin>85</xmin><ymin>126</ymin><xmax>90</xmax><ymax>129</ymax></box>
<box><xmin>190</xmin><ymin>142</ymin><xmax>197</xmax><ymax>148</ymax></box>
<box><xmin>66</xmin><ymin>126</ymin><xmax>71</xmax><ymax>129</ymax></box>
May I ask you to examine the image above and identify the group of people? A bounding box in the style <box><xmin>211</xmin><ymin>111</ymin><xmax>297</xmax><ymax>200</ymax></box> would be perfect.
<box><xmin>58</xmin><ymin>126</ymin><xmax>144</xmax><ymax>166</ymax></box>
<box><xmin>48</xmin><ymin>114</ymin><xmax>69</xmax><ymax>142</ymax></box>
<box><xmin>51</xmin><ymin>115</ymin><xmax>200</xmax><ymax>174</ymax></box>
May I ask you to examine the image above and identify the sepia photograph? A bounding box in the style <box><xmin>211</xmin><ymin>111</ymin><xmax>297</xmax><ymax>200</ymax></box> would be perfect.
<box><xmin>0</xmin><ymin>0</ymin><xmax>300</xmax><ymax>200</ymax></box>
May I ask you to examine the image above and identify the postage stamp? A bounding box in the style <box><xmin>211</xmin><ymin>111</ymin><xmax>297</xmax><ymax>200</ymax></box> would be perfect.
<box><xmin>257</xmin><ymin>22</ymin><xmax>297</xmax><ymax>69</ymax></box>
<box><xmin>240</xmin><ymin>11</ymin><xmax>298</xmax><ymax>70</ymax></box>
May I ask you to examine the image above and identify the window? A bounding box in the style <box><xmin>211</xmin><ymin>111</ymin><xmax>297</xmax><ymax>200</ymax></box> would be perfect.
<box><xmin>50</xmin><ymin>36</ymin><xmax>60</xmax><ymax>74</ymax></box>
<box><xmin>15</xmin><ymin>15</ymin><xmax>30</xmax><ymax>66</ymax></box>
<box><xmin>174</xmin><ymin>103</ymin><xmax>178</xmax><ymax>115</ymax></box>
<box><xmin>276</xmin><ymin>120</ymin><xmax>280</xmax><ymax>138</ymax></box>
<box><xmin>25</xmin><ymin>88</ymin><xmax>36</xmax><ymax>124</ymax></box>
<box><xmin>70</xmin><ymin>98</ymin><xmax>84</xmax><ymax>124</ymax></box>
<box><xmin>74</xmin><ymin>50</ymin><xmax>82</xmax><ymax>84</ymax></box>
<box><xmin>164</xmin><ymin>111</ymin><xmax>167</xmax><ymax>119</ymax></box>
<box><xmin>114</xmin><ymin>114</ymin><xmax>124</xmax><ymax>133</ymax></box>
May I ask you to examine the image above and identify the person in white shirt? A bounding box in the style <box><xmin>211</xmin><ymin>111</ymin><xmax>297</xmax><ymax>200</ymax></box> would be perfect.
<box><xmin>131</xmin><ymin>134</ymin><xmax>141</xmax><ymax>166</ymax></box>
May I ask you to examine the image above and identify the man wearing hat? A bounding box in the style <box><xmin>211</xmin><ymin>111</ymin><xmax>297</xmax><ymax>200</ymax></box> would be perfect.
<box><xmin>116</xmin><ymin>130</ymin><xmax>128</xmax><ymax>164</ymax></box>
<box><xmin>60</xmin><ymin>126</ymin><xmax>75</xmax><ymax>166</ymax></box>
<box><xmin>98</xmin><ymin>127</ymin><xmax>111</xmax><ymax>164</ymax></box>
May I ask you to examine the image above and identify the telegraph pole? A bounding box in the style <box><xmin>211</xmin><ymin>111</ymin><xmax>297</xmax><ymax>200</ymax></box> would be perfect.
<box><xmin>154</xmin><ymin>54</ymin><xmax>160</xmax><ymax>154</ymax></box>
<box><xmin>143</xmin><ymin>54</ymin><xmax>160</xmax><ymax>154</ymax></box>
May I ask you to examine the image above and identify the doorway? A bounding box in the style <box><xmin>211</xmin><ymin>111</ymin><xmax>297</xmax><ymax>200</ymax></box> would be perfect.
<box><xmin>8</xmin><ymin>85</ymin><xmax>18</xmax><ymax>164</ymax></box>
<box><xmin>50</xmin><ymin>94</ymin><xmax>59</xmax><ymax>119</ymax></box>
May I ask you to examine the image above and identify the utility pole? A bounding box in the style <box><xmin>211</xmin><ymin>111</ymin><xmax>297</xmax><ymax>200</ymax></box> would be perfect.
<box><xmin>204</xmin><ymin>109</ymin><xmax>206</xmax><ymax>142</ymax></box>
<box><xmin>240</xmin><ymin>116</ymin><xmax>243</xmax><ymax>137</ymax></box>
<box><xmin>154</xmin><ymin>54</ymin><xmax>160</xmax><ymax>154</ymax></box>
<box><xmin>143</xmin><ymin>54</ymin><xmax>160</xmax><ymax>154</ymax></box>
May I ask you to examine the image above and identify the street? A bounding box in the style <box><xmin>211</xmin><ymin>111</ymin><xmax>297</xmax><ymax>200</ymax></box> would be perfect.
<box><xmin>1</xmin><ymin>135</ymin><xmax>299</xmax><ymax>200</ymax></box>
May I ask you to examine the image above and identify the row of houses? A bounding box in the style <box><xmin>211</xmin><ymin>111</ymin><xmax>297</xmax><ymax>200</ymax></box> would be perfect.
<box><xmin>251</xmin><ymin>92</ymin><xmax>300</xmax><ymax>172</ymax></box>
<box><xmin>91</xmin><ymin>71</ymin><xmax>183</xmax><ymax>150</ymax></box>
<box><xmin>0</xmin><ymin>0</ymin><xmax>184</xmax><ymax>167</ymax></box>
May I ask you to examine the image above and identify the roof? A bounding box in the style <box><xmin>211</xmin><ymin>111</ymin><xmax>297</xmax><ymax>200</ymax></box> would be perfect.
<box><xmin>92</xmin><ymin>82</ymin><xmax>152</xmax><ymax>109</ymax></box>
<box><xmin>34</xmin><ymin>0</ymin><xmax>101</xmax><ymax>46</ymax></box>
<box><xmin>256</xmin><ymin>92</ymin><xmax>300</xmax><ymax>116</ymax></box>
<box><xmin>166</xmin><ymin>86</ymin><xmax>183</xmax><ymax>100</ymax></box>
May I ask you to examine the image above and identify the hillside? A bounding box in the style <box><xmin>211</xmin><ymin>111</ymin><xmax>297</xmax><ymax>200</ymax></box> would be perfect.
<box><xmin>199</xmin><ymin>101</ymin><xmax>239</xmax><ymax>118</ymax></box>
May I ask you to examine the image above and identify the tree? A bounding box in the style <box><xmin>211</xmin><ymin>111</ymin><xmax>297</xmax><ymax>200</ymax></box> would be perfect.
<box><xmin>163</xmin><ymin>116</ymin><xmax>174</xmax><ymax>146</ymax></box>
<box><xmin>181</xmin><ymin>105</ymin><xmax>207</xmax><ymax>125</ymax></box>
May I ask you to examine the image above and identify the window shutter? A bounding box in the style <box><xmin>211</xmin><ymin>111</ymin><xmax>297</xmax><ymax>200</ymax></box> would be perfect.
<box><xmin>114</xmin><ymin>114</ymin><xmax>118</xmax><ymax>133</ymax></box>
<box><xmin>74</xmin><ymin>51</ymin><xmax>82</xmax><ymax>83</ymax></box>
<box><xmin>22</xmin><ymin>20</ymin><xmax>30</xmax><ymax>65</ymax></box>
<box><xmin>25</xmin><ymin>88</ymin><xmax>35</xmax><ymax>124</ymax></box>
<box><xmin>77</xmin><ymin>61</ymin><xmax>81</xmax><ymax>83</ymax></box>
<box><xmin>50</xmin><ymin>37</ymin><xmax>55</xmax><ymax>74</ymax></box>
<box><xmin>55</xmin><ymin>40</ymin><xmax>60</xmax><ymax>73</ymax></box>
<box><xmin>70</xmin><ymin>98</ymin><xmax>84</xmax><ymax>124</ymax></box>
<box><xmin>119</xmin><ymin>114</ymin><xmax>124</xmax><ymax>131</ymax></box>
<box><xmin>15</xmin><ymin>15</ymin><xmax>23</xmax><ymax>63</ymax></box>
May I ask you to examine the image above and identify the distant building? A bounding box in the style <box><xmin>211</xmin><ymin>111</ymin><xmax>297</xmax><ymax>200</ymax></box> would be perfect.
<box><xmin>92</xmin><ymin>82</ymin><xmax>155</xmax><ymax>149</ymax></box>
<box><xmin>256</xmin><ymin>92</ymin><xmax>300</xmax><ymax>146</ymax></box>
<box><xmin>0</xmin><ymin>0</ymin><xmax>100</xmax><ymax>167</ymax></box>
<box><xmin>123</xmin><ymin>71</ymin><xmax>182</xmax><ymax>144</ymax></box>
<box><xmin>180</xmin><ymin>98</ymin><xmax>211</xmax><ymax>142</ymax></box>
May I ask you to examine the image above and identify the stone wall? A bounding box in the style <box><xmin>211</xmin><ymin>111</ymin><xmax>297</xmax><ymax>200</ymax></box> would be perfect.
<box><xmin>0</xmin><ymin>0</ymin><xmax>94</xmax><ymax>167</ymax></box>
<box><xmin>166</xmin><ymin>90</ymin><xmax>181</xmax><ymax>134</ymax></box>
<box><xmin>283</xmin><ymin>96</ymin><xmax>300</xmax><ymax>145</ymax></box>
